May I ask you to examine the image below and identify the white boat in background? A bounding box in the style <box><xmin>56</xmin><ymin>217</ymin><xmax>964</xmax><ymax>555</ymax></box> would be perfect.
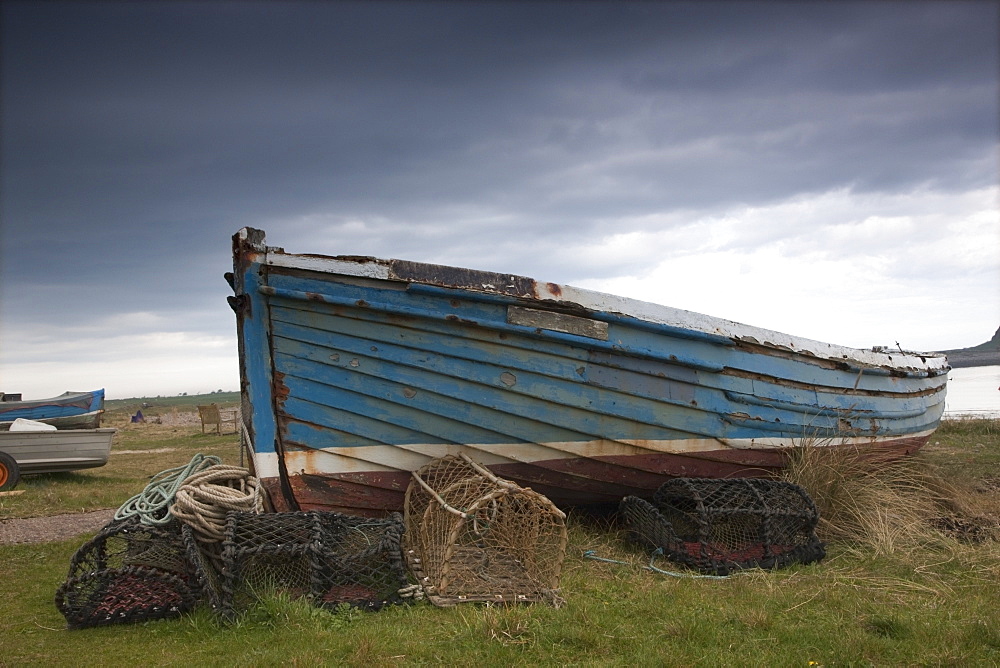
<box><xmin>0</xmin><ymin>427</ymin><xmax>116</xmax><ymax>490</ymax></box>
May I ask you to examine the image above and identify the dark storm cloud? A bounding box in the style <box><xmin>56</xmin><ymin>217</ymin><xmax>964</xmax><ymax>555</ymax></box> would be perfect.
<box><xmin>1</xmin><ymin>1</ymin><xmax>997</xmax><ymax>329</ymax></box>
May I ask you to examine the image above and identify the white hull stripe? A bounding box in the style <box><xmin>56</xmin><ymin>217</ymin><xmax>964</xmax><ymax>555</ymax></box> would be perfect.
<box><xmin>252</xmin><ymin>430</ymin><xmax>936</xmax><ymax>479</ymax></box>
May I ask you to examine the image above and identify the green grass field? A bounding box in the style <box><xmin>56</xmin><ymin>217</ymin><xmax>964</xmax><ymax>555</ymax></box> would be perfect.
<box><xmin>2</xmin><ymin>399</ymin><xmax>998</xmax><ymax>666</ymax></box>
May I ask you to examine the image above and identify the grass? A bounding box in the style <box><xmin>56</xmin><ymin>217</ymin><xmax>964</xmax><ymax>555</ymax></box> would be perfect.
<box><xmin>104</xmin><ymin>392</ymin><xmax>241</xmax><ymax>413</ymax></box>
<box><xmin>2</xmin><ymin>415</ymin><xmax>999</xmax><ymax>665</ymax></box>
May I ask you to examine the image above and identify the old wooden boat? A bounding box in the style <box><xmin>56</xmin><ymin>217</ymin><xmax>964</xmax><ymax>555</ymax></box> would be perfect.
<box><xmin>0</xmin><ymin>389</ymin><xmax>105</xmax><ymax>430</ymax></box>
<box><xmin>0</xmin><ymin>427</ymin><xmax>115</xmax><ymax>486</ymax></box>
<box><xmin>229</xmin><ymin>228</ymin><xmax>948</xmax><ymax>515</ymax></box>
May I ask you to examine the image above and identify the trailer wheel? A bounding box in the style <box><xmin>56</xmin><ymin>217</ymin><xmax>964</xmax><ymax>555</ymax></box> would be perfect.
<box><xmin>0</xmin><ymin>451</ymin><xmax>19</xmax><ymax>491</ymax></box>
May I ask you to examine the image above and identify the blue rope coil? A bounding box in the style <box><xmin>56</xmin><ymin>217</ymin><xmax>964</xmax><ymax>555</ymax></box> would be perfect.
<box><xmin>114</xmin><ymin>454</ymin><xmax>222</xmax><ymax>525</ymax></box>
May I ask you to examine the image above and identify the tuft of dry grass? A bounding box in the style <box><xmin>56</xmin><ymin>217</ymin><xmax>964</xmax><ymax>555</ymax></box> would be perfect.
<box><xmin>458</xmin><ymin>603</ymin><xmax>538</xmax><ymax>646</ymax></box>
<box><xmin>782</xmin><ymin>441</ymin><xmax>998</xmax><ymax>556</ymax></box>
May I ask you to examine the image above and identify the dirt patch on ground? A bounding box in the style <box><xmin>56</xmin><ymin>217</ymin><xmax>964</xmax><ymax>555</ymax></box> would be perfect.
<box><xmin>113</xmin><ymin>447</ymin><xmax>179</xmax><ymax>455</ymax></box>
<box><xmin>0</xmin><ymin>509</ymin><xmax>116</xmax><ymax>544</ymax></box>
<box><xmin>123</xmin><ymin>409</ymin><xmax>203</xmax><ymax>427</ymax></box>
<box><xmin>150</xmin><ymin>410</ymin><xmax>205</xmax><ymax>427</ymax></box>
<box><xmin>107</xmin><ymin>408</ymin><xmax>240</xmax><ymax>436</ymax></box>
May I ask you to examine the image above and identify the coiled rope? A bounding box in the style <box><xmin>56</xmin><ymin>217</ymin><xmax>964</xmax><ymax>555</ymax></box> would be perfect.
<box><xmin>397</xmin><ymin>584</ymin><xmax>425</xmax><ymax>601</ymax></box>
<box><xmin>170</xmin><ymin>465</ymin><xmax>263</xmax><ymax>544</ymax></box>
<box><xmin>114</xmin><ymin>454</ymin><xmax>222</xmax><ymax>525</ymax></box>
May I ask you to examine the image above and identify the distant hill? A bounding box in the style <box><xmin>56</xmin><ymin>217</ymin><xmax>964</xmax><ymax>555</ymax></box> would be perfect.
<box><xmin>940</xmin><ymin>326</ymin><xmax>1000</xmax><ymax>368</ymax></box>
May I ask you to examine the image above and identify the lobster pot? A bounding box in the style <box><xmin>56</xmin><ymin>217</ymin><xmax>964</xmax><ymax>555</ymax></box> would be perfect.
<box><xmin>404</xmin><ymin>454</ymin><xmax>568</xmax><ymax>606</ymax></box>
<box><xmin>620</xmin><ymin>478</ymin><xmax>825</xmax><ymax>575</ymax></box>
<box><xmin>55</xmin><ymin>517</ymin><xmax>200</xmax><ymax>629</ymax></box>
<box><xmin>211</xmin><ymin>511</ymin><xmax>407</xmax><ymax>621</ymax></box>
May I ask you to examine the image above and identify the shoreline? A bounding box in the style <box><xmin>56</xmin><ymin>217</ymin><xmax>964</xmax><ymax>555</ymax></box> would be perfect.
<box><xmin>945</xmin><ymin>352</ymin><xmax>1000</xmax><ymax>368</ymax></box>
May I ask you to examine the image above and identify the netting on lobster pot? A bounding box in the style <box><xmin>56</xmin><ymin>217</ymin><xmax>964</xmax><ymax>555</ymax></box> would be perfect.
<box><xmin>620</xmin><ymin>478</ymin><xmax>825</xmax><ymax>575</ymax></box>
<box><xmin>404</xmin><ymin>453</ymin><xmax>568</xmax><ymax>607</ymax></box>
<box><xmin>55</xmin><ymin>516</ymin><xmax>200</xmax><ymax>629</ymax></box>
<box><xmin>209</xmin><ymin>511</ymin><xmax>408</xmax><ymax>621</ymax></box>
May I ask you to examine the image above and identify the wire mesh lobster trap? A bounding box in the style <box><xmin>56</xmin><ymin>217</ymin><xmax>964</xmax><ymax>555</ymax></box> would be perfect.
<box><xmin>620</xmin><ymin>478</ymin><xmax>825</xmax><ymax>575</ymax></box>
<box><xmin>403</xmin><ymin>454</ymin><xmax>568</xmax><ymax>606</ymax></box>
<box><xmin>196</xmin><ymin>510</ymin><xmax>408</xmax><ymax>621</ymax></box>
<box><xmin>55</xmin><ymin>517</ymin><xmax>200</xmax><ymax>629</ymax></box>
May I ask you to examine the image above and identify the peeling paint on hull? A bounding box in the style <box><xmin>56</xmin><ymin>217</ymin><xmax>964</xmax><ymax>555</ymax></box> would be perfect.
<box><xmin>231</xmin><ymin>228</ymin><xmax>948</xmax><ymax>516</ymax></box>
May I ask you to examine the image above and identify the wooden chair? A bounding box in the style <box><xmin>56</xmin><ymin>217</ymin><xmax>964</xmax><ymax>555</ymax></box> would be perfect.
<box><xmin>198</xmin><ymin>403</ymin><xmax>238</xmax><ymax>435</ymax></box>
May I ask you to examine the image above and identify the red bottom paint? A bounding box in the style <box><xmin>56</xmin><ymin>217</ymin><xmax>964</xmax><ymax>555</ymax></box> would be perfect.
<box><xmin>260</xmin><ymin>435</ymin><xmax>930</xmax><ymax>516</ymax></box>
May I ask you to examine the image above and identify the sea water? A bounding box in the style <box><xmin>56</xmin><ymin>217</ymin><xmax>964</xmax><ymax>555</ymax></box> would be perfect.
<box><xmin>944</xmin><ymin>365</ymin><xmax>1000</xmax><ymax>418</ymax></box>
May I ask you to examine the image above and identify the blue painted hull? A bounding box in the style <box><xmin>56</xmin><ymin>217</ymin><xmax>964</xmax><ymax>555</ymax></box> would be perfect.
<box><xmin>230</xmin><ymin>229</ymin><xmax>948</xmax><ymax>515</ymax></box>
<box><xmin>0</xmin><ymin>390</ymin><xmax>105</xmax><ymax>430</ymax></box>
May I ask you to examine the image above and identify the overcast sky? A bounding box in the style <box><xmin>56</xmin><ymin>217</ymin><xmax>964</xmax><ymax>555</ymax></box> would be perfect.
<box><xmin>2</xmin><ymin>1</ymin><xmax>998</xmax><ymax>400</ymax></box>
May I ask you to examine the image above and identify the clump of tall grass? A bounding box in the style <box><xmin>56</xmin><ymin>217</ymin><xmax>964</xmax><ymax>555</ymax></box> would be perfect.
<box><xmin>938</xmin><ymin>416</ymin><xmax>998</xmax><ymax>439</ymax></box>
<box><xmin>782</xmin><ymin>442</ymin><xmax>997</xmax><ymax>556</ymax></box>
